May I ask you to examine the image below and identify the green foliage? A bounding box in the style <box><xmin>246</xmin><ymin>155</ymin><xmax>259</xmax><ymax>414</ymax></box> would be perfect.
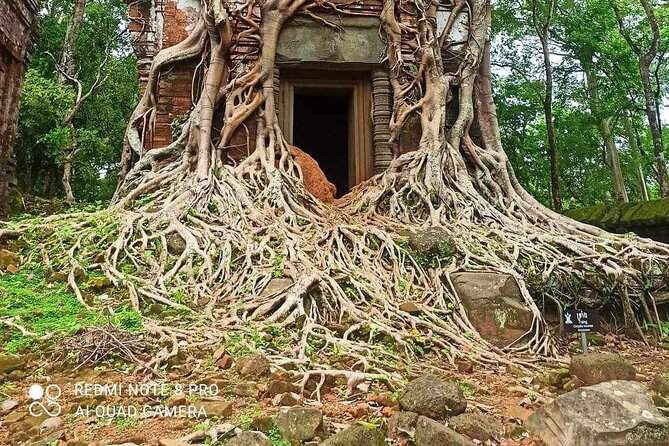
<box><xmin>492</xmin><ymin>0</ymin><xmax>669</xmax><ymax>206</ymax></box>
<box><xmin>0</xmin><ymin>267</ymin><xmax>142</xmax><ymax>353</ymax></box>
<box><xmin>267</xmin><ymin>428</ymin><xmax>291</xmax><ymax>446</ymax></box>
<box><xmin>15</xmin><ymin>0</ymin><xmax>138</xmax><ymax>204</ymax></box>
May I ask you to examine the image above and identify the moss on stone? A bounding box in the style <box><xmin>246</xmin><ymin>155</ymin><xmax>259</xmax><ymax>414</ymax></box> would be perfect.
<box><xmin>563</xmin><ymin>198</ymin><xmax>669</xmax><ymax>231</ymax></box>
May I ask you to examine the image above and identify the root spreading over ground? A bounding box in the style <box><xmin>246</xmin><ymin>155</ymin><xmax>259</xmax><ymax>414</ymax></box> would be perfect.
<box><xmin>5</xmin><ymin>0</ymin><xmax>669</xmax><ymax>386</ymax></box>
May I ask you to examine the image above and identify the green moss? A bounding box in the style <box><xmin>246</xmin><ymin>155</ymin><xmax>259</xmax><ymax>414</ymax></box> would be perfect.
<box><xmin>563</xmin><ymin>198</ymin><xmax>669</xmax><ymax>231</ymax></box>
<box><xmin>0</xmin><ymin>268</ymin><xmax>142</xmax><ymax>353</ymax></box>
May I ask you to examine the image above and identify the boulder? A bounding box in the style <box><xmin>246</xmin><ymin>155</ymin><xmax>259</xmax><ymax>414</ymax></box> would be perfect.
<box><xmin>260</xmin><ymin>278</ymin><xmax>294</xmax><ymax>298</ymax></box>
<box><xmin>233</xmin><ymin>381</ymin><xmax>259</xmax><ymax>398</ymax></box>
<box><xmin>399</xmin><ymin>374</ymin><xmax>467</xmax><ymax>420</ymax></box>
<box><xmin>165</xmin><ymin>234</ymin><xmax>187</xmax><ymax>255</ymax></box>
<box><xmin>320</xmin><ymin>424</ymin><xmax>385</xmax><ymax>446</ymax></box>
<box><xmin>651</xmin><ymin>373</ymin><xmax>669</xmax><ymax>397</ymax></box>
<box><xmin>569</xmin><ymin>353</ymin><xmax>635</xmax><ymax>385</ymax></box>
<box><xmin>387</xmin><ymin>411</ymin><xmax>419</xmax><ymax>438</ymax></box>
<box><xmin>274</xmin><ymin>408</ymin><xmax>323</xmax><ymax>443</ymax></box>
<box><xmin>267</xmin><ymin>379</ymin><xmax>299</xmax><ymax>397</ymax></box>
<box><xmin>450</xmin><ymin>272</ymin><xmax>533</xmax><ymax>347</ymax></box>
<box><xmin>0</xmin><ymin>354</ymin><xmax>26</xmax><ymax>374</ymax></box>
<box><xmin>415</xmin><ymin>416</ymin><xmax>474</xmax><ymax>446</ymax></box>
<box><xmin>448</xmin><ymin>413</ymin><xmax>502</xmax><ymax>442</ymax></box>
<box><xmin>40</xmin><ymin>417</ymin><xmax>63</xmax><ymax>431</ymax></box>
<box><xmin>200</xmin><ymin>401</ymin><xmax>233</xmax><ymax>418</ymax></box>
<box><xmin>408</xmin><ymin>228</ymin><xmax>457</xmax><ymax>260</ymax></box>
<box><xmin>0</xmin><ymin>249</ymin><xmax>19</xmax><ymax>269</ymax></box>
<box><xmin>526</xmin><ymin>380</ymin><xmax>669</xmax><ymax>446</ymax></box>
<box><xmin>0</xmin><ymin>399</ymin><xmax>18</xmax><ymax>414</ymax></box>
<box><xmin>227</xmin><ymin>432</ymin><xmax>272</xmax><ymax>446</ymax></box>
<box><xmin>236</xmin><ymin>353</ymin><xmax>270</xmax><ymax>377</ymax></box>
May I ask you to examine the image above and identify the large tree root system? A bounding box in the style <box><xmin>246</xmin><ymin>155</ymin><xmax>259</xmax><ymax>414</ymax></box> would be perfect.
<box><xmin>5</xmin><ymin>0</ymin><xmax>669</xmax><ymax>387</ymax></box>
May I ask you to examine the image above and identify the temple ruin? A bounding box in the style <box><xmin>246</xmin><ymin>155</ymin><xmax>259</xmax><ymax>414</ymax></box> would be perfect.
<box><xmin>0</xmin><ymin>0</ymin><xmax>40</xmax><ymax>214</ymax></box>
<box><xmin>126</xmin><ymin>0</ymin><xmax>468</xmax><ymax>197</ymax></box>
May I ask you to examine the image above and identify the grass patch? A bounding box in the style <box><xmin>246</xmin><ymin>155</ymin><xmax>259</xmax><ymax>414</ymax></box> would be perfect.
<box><xmin>0</xmin><ymin>267</ymin><xmax>142</xmax><ymax>353</ymax></box>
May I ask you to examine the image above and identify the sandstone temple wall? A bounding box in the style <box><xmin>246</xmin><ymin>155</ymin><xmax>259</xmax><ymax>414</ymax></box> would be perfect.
<box><xmin>0</xmin><ymin>0</ymin><xmax>40</xmax><ymax>214</ymax></box>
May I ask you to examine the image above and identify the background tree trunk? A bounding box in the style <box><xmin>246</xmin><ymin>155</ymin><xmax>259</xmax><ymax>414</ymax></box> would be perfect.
<box><xmin>59</xmin><ymin>0</ymin><xmax>87</xmax><ymax>84</ymax></box>
<box><xmin>534</xmin><ymin>0</ymin><xmax>561</xmax><ymax>210</ymax></box>
<box><xmin>583</xmin><ymin>58</ymin><xmax>628</xmax><ymax>202</ymax></box>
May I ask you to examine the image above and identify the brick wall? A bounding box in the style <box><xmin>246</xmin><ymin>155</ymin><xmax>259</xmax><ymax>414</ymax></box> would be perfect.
<box><xmin>126</xmin><ymin>0</ymin><xmax>467</xmax><ymax>155</ymax></box>
<box><xmin>127</xmin><ymin>0</ymin><xmax>201</xmax><ymax>149</ymax></box>
<box><xmin>0</xmin><ymin>0</ymin><xmax>39</xmax><ymax>214</ymax></box>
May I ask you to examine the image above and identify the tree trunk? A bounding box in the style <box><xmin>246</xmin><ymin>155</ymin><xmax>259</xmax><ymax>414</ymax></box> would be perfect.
<box><xmin>610</xmin><ymin>0</ymin><xmax>667</xmax><ymax>196</ymax></box>
<box><xmin>56</xmin><ymin>0</ymin><xmax>87</xmax><ymax>203</ymax></box>
<box><xmin>533</xmin><ymin>0</ymin><xmax>561</xmax><ymax>210</ymax></box>
<box><xmin>600</xmin><ymin>117</ymin><xmax>628</xmax><ymax>203</ymax></box>
<box><xmin>540</xmin><ymin>35</ymin><xmax>561</xmax><ymax>211</ymax></box>
<box><xmin>583</xmin><ymin>58</ymin><xmax>627</xmax><ymax>202</ymax></box>
<box><xmin>59</xmin><ymin>0</ymin><xmax>87</xmax><ymax>83</ymax></box>
<box><xmin>639</xmin><ymin>61</ymin><xmax>668</xmax><ymax>197</ymax></box>
<box><xmin>624</xmin><ymin>115</ymin><xmax>649</xmax><ymax>201</ymax></box>
<box><xmin>62</xmin><ymin>153</ymin><xmax>74</xmax><ymax>204</ymax></box>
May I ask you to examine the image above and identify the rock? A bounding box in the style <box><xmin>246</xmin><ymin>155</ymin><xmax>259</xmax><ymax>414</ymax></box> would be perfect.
<box><xmin>290</xmin><ymin>146</ymin><xmax>337</xmax><ymax>203</ymax></box>
<box><xmin>387</xmin><ymin>411</ymin><xmax>419</xmax><ymax>438</ymax></box>
<box><xmin>40</xmin><ymin>417</ymin><xmax>63</xmax><ymax>431</ymax></box>
<box><xmin>349</xmin><ymin>402</ymin><xmax>369</xmax><ymax>418</ymax></box>
<box><xmin>216</xmin><ymin>355</ymin><xmax>233</xmax><ymax>370</ymax></box>
<box><xmin>6</xmin><ymin>264</ymin><xmax>18</xmax><ymax>274</ymax></box>
<box><xmin>233</xmin><ymin>381</ymin><xmax>259</xmax><ymax>398</ymax></box>
<box><xmin>272</xmin><ymin>392</ymin><xmax>300</xmax><ymax>407</ymax></box>
<box><xmin>415</xmin><ymin>416</ymin><xmax>473</xmax><ymax>446</ymax></box>
<box><xmin>399</xmin><ymin>301</ymin><xmax>422</xmax><ymax>315</ymax></box>
<box><xmin>399</xmin><ymin>374</ymin><xmax>467</xmax><ymax>420</ymax></box>
<box><xmin>32</xmin><ymin>429</ymin><xmax>65</xmax><ymax>446</ymax></box>
<box><xmin>526</xmin><ymin>380</ymin><xmax>669</xmax><ymax>446</ymax></box>
<box><xmin>320</xmin><ymin>424</ymin><xmax>386</xmax><ymax>446</ymax></box>
<box><xmin>562</xmin><ymin>377</ymin><xmax>582</xmax><ymax>392</ymax></box>
<box><xmin>587</xmin><ymin>332</ymin><xmax>606</xmax><ymax>346</ymax></box>
<box><xmin>236</xmin><ymin>353</ymin><xmax>270</xmax><ymax>377</ymax></box>
<box><xmin>651</xmin><ymin>373</ymin><xmax>669</xmax><ymax>396</ymax></box>
<box><xmin>448</xmin><ymin>413</ymin><xmax>502</xmax><ymax>442</ymax></box>
<box><xmin>267</xmin><ymin>379</ymin><xmax>299</xmax><ymax>397</ymax></box>
<box><xmin>249</xmin><ymin>416</ymin><xmax>275</xmax><ymax>432</ymax></box>
<box><xmin>0</xmin><ymin>249</ymin><xmax>19</xmax><ymax>269</ymax></box>
<box><xmin>455</xmin><ymin>359</ymin><xmax>474</xmax><ymax>374</ymax></box>
<box><xmin>274</xmin><ymin>408</ymin><xmax>323</xmax><ymax>443</ymax></box>
<box><xmin>451</xmin><ymin>272</ymin><xmax>533</xmax><ymax>347</ymax></box>
<box><xmin>408</xmin><ymin>227</ymin><xmax>457</xmax><ymax>260</ymax></box>
<box><xmin>260</xmin><ymin>278</ymin><xmax>294</xmax><ymax>298</ymax></box>
<box><xmin>200</xmin><ymin>401</ymin><xmax>233</xmax><ymax>418</ymax></box>
<box><xmin>227</xmin><ymin>431</ymin><xmax>272</xmax><ymax>446</ymax></box>
<box><xmin>166</xmin><ymin>234</ymin><xmax>187</xmax><ymax>255</ymax></box>
<box><xmin>158</xmin><ymin>440</ymin><xmax>190</xmax><ymax>446</ymax></box>
<box><xmin>0</xmin><ymin>399</ymin><xmax>19</xmax><ymax>413</ymax></box>
<box><xmin>0</xmin><ymin>354</ymin><xmax>26</xmax><ymax>374</ymax></box>
<box><xmin>537</xmin><ymin>368</ymin><xmax>570</xmax><ymax>388</ymax></box>
<box><xmin>569</xmin><ymin>353</ymin><xmax>636</xmax><ymax>385</ymax></box>
<box><xmin>652</xmin><ymin>394</ymin><xmax>669</xmax><ymax>408</ymax></box>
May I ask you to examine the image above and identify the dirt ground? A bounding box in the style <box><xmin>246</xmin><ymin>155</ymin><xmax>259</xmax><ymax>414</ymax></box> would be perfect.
<box><xmin>1</xmin><ymin>334</ymin><xmax>668</xmax><ymax>446</ymax></box>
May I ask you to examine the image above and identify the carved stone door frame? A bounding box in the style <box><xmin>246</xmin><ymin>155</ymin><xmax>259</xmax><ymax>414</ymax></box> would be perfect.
<box><xmin>277</xmin><ymin>70</ymin><xmax>373</xmax><ymax>190</ymax></box>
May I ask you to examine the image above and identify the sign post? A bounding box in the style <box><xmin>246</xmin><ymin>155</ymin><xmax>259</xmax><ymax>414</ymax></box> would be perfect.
<box><xmin>563</xmin><ymin>309</ymin><xmax>600</xmax><ymax>354</ymax></box>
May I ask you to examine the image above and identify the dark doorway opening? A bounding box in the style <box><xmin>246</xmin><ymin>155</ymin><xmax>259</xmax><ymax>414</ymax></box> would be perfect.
<box><xmin>292</xmin><ymin>92</ymin><xmax>349</xmax><ymax>197</ymax></box>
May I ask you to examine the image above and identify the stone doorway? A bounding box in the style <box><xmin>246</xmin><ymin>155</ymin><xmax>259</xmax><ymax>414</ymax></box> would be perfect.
<box><xmin>278</xmin><ymin>71</ymin><xmax>373</xmax><ymax>196</ymax></box>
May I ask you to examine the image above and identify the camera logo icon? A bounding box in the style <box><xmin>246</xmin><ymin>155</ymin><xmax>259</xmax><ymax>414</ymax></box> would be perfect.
<box><xmin>28</xmin><ymin>384</ymin><xmax>62</xmax><ymax>417</ymax></box>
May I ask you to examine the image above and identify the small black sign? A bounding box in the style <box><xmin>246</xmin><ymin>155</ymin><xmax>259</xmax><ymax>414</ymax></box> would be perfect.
<box><xmin>564</xmin><ymin>309</ymin><xmax>600</xmax><ymax>333</ymax></box>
